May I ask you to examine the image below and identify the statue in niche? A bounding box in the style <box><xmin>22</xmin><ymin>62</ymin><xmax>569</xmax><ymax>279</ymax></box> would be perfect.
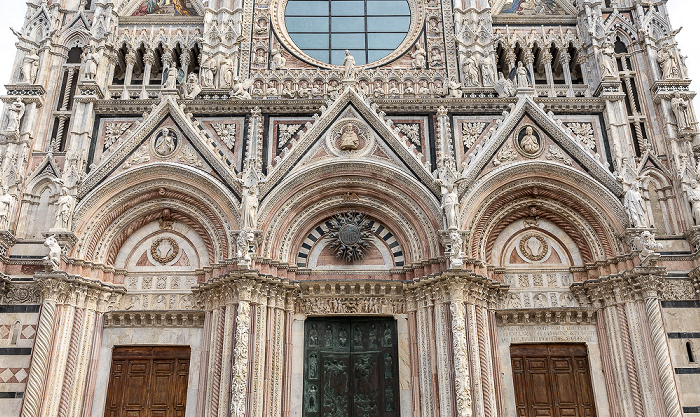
<box><xmin>155</xmin><ymin>127</ymin><xmax>177</xmax><ymax>156</ymax></box>
<box><xmin>82</xmin><ymin>46</ymin><xmax>99</xmax><ymax>81</ymax></box>
<box><xmin>237</xmin><ymin>168</ymin><xmax>264</xmax><ymax>230</ymax></box>
<box><xmin>0</xmin><ymin>185</ymin><xmax>15</xmax><ymax>230</ymax></box>
<box><xmin>253</xmin><ymin>48</ymin><xmax>266</xmax><ymax>65</ymax></box>
<box><xmin>411</xmin><ymin>44</ymin><xmax>426</xmax><ymax>69</ymax></box>
<box><xmin>163</xmin><ymin>66</ymin><xmax>179</xmax><ymax>89</ymax></box>
<box><xmin>494</xmin><ymin>72</ymin><xmax>515</xmax><ymax>97</ymax></box>
<box><xmin>657</xmin><ymin>46</ymin><xmax>681</xmax><ymax>80</ymax></box>
<box><xmin>53</xmin><ymin>186</ymin><xmax>76</xmax><ymax>231</ymax></box>
<box><xmin>254</xmin><ymin>17</ymin><xmax>268</xmax><ymax>35</ymax></box>
<box><xmin>182</xmin><ymin>73</ymin><xmax>201</xmax><ymax>99</ymax></box>
<box><xmin>515</xmin><ymin>62</ymin><xmax>530</xmax><ymax>88</ymax></box>
<box><xmin>462</xmin><ymin>56</ymin><xmax>480</xmax><ymax>86</ymax></box>
<box><xmin>343</xmin><ymin>50</ymin><xmax>356</xmax><ymax>80</ymax></box>
<box><xmin>623</xmin><ymin>174</ymin><xmax>650</xmax><ymax>228</ymax></box>
<box><xmin>200</xmin><ymin>56</ymin><xmax>216</xmax><ymax>88</ymax></box>
<box><xmin>219</xmin><ymin>54</ymin><xmax>236</xmax><ymax>88</ymax></box>
<box><xmin>6</xmin><ymin>98</ymin><xmax>25</xmax><ymax>134</ymax></box>
<box><xmin>671</xmin><ymin>92</ymin><xmax>694</xmax><ymax>132</ymax></box>
<box><xmin>600</xmin><ymin>41</ymin><xmax>618</xmax><ymax>78</ymax></box>
<box><xmin>481</xmin><ymin>55</ymin><xmax>496</xmax><ymax>86</ymax></box>
<box><xmin>437</xmin><ymin>167</ymin><xmax>460</xmax><ymax>230</ymax></box>
<box><xmin>339</xmin><ymin>124</ymin><xmax>360</xmax><ymax>151</ymax></box>
<box><xmin>519</xmin><ymin>126</ymin><xmax>540</xmax><ymax>155</ymax></box>
<box><xmin>20</xmin><ymin>49</ymin><xmax>39</xmax><ymax>84</ymax></box>
<box><xmin>270</xmin><ymin>48</ymin><xmax>286</xmax><ymax>70</ymax></box>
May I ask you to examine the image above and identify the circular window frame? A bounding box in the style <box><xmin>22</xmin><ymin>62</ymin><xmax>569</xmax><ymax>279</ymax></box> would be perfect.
<box><xmin>270</xmin><ymin>0</ymin><xmax>426</xmax><ymax>69</ymax></box>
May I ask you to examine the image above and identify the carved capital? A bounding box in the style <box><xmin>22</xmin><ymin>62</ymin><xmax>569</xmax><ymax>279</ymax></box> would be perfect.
<box><xmin>571</xmin><ymin>266</ymin><xmax>666</xmax><ymax>307</ymax></box>
<box><xmin>34</xmin><ymin>272</ymin><xmax>126</xmax><ymax>312</ymax></box>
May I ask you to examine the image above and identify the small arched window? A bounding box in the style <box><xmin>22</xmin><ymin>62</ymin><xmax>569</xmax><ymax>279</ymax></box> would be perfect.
<box><xmin>687</xmin><ymin>341</ymin><xmax>696</xmax><ymax>364</ymax></box>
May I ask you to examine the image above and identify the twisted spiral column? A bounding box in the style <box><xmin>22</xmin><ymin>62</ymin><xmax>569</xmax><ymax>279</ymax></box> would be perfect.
<box><xmin>645</xmin><ymin>297</ymin><xmax>683</xmax><ymax>417</ymax></box>
<box><xmin>21</xmin><ymin>301</ymin><xmax>56</xmax><ymax>417</ymax></box>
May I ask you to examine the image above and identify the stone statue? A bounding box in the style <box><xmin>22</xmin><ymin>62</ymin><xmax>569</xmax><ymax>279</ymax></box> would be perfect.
<box><xmin>462</xmin><ymin>56</ymin><xmax>480</xmax><ymax>86</ymax></box>
<box><xmin>686</xmin><ymin>183</ymin><xmax>700</xmax><ymax>226</ymax></box>
<box><xmin>53</xmin><ymin>186</ymin><xmax>76</xmax><ymax>231</ymax></box>
<box><xmin>480</xmin><ymin>55</ymin><xmax>496</xmax><ymax>87</ymax></box>
<box><xmin>623</xmin><ymin>175</ymin><xmax>649</xmax><ymax>228</ymax></box>
<box><xmin>516</xmin><ymin>62</ymin><xmax>530</xmax><ymax>88</ymax></box>
<box><xmin>520</xmin><ymin>126</ymin><xmax>539</xmax><ymax>154</ymax></box>
<box><xmin>449</xmin><ymin>230</ymin><xmax>464</xmax><ymax>269</ymax></box>
<box><xmin>182</xmin><ymin>73</ymin><xmax>201</xmax><ymax>99</ymax></box>
<box><xmin>339</xmin><ymin>124</ymin><xmax>360</xmax><ymax>151</ymax></box>
<box><xmin>163</xmin><ymin>66</ymin><xmax>178</xmax><ymax>89</ymax></box>
<box><xmin>0</xmin><ymin>186</ymin><xmax>15</xmax><ymax>230</ymax></box>
<box><xmin>671</xmin><ymin>92</ymin><xmax>694</xmax><ymax>132</ymax></box>
<box><xmin>657</xmin><ymin>47</ymin><xmax>681</xmax><ymax>80</ymax></box>
<box><xmin>20</xmin><ymin>49</ymin><xmax>40</xmax><ymax>84</ymax></box>
<box><xmin>270</xmin><ymin>49</ymin><xmax>286</xmax><ymax>70</ymax></box>
<box><xmin>82</xmin><ymin>47</ymin><xmax>99</xmax><ymax>81</ymax></box>
<box><xmin>43</xmin><ymin>235</ymin><xmax>62</xmax><ymax>270</ymax></box>
<box><xmin>343</xmin><ymin>50</ymin><xmax>356</xmax><ymax>80</ymax></box>
<box><xmin>219</xmin><ymin>54</ymin><xmax>236</xmax><ymax>88</ymax></box>
<box><xmin>448</xmin><ymin>78</ymin><xmax>463</xmax><ymax>98</ymax></box>
<box><xmin>200</xmin><ymin>56</ymin><xmax>216</xmax><ymax>88</ymax></box>
<box><xmin>411</xmin><ymin>44</ymin><xmax>426</xmax><ymax>69</ymax></box>
<box><xmin>6</xmin><ymin>98</ymin><xmax>25</xmax><ymax>134</ymax></box>
<box><xmin>155</xmin><ymin>127</ymin><xmax>176</xmax><ymax>156</ymax></box>
<box><xmin>438</xmin><ymin>169</ymin><xmax>460</xmax><ymax>230</ymax></box>
<box><xmin>494</xmin><ymin>72</ymin><xmax>515</xmax><ymax>97</ymax></box>
<box><xmin>600</xmin><ymin>41</ymin><xmax>618</xmax><ymax>78</ymax></box>
<box><xmin>240</xmin><ymin>185</ymin><xmax>258</xmax><ymax>230</ymax></box>
<box><xmin>634</xmin><ymin>230</ymin><xmax>662</xmax><ymax>265</ymax></box>
<box><xmin>231</xmin><ymin>77</ymin><xmax>253</xmax><ymax>100</ymax></box>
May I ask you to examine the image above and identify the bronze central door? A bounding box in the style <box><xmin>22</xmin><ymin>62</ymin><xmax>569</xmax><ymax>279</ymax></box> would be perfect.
<box><xmin>511</xmin><ymin>344</ymin><xmax>597</xmax><ymax>417</ymax></box>
<box><xmin>303</xmin><ymin>317</ymin><xmax>400</xmax><ymax>417</ymax></box>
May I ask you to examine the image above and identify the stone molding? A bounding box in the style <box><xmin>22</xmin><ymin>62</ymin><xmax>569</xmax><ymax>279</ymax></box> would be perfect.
<box><xmin>1</xmin><ymin>280</ymin><xmax>40</xmax><ymax>304</ymax></box>
<box><xmin>103</xmin><ymin>311</ymin><xmax>206</xmax><ymax>328</ymax></box>
<box><xmin>34</xmin><ymin>271</ymin><xmax>126</xmax><ymax>312</ymax></box>
<box><xmin>571</xmin><ymin>267</ymin><xmax>666</xmax><ymax>308</ymax></box>
<box><xmin>496</xmin><ymin>308</ymin><xmax>598</xmax><ymax>325</ymax></box>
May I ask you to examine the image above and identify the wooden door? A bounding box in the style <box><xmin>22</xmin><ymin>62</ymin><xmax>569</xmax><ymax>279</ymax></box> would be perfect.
<box><xmin>511</xmin><ymin>344</ymin><xmax>596</xmax><ymax>417</ymax></box>
<box><xmin>303</xmin><ymin>318</ymin><xmax>400</xmax><ymax>417</ymax></box>
<box><xmin>105</xmin><ymin>346</ymin><xmax>190</xmax><ymax>417</ymax></box>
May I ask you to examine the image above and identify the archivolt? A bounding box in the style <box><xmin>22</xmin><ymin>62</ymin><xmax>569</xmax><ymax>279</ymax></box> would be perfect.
<box><xmin>259</xmin><ymin>161</ymin><xmax>442</xmax><ymax>263</ymax></box>
<box><xmin>73</xmin><ymin>164</ymin><xmax>240</xmax><ymax>264</ymax></box>
<box><xmin>463</xmin><ymin>163</ymin><xmax>626</xmax><ymax>264</ymax></box>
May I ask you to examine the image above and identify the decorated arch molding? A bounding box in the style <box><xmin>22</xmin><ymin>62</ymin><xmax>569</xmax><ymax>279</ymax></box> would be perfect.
<box><xmin>461</xmin><ymin>163</ymin><xmax>626</xmax><ymax>264</ymax></box>
<box><xmin>73</xmin><ymin>163</ymin><xmax>240</xmax><ymax>264</ymax></box>
<box><xmin>259</xmin><ymin>161</ymin><xmax>441</xmax><ymax>263</ymax></box>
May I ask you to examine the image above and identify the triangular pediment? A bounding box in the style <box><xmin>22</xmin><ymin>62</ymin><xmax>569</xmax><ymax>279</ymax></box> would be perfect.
<box><xmin>78</xmin><ymin>96</ymin><xmax>241</xmax><ymax>199</ymax></box>
<box><xmin>121</xmin><ymin>0</ymin><xmax>203</xmax><ymax>17</ymax></box>
<box><xmin>493</xmin><ymin>0</ymin><xmax>575</xmax><ymax>17</ymax></box>
<box><xmin>63</xmin><ymin>11</ymin><xmax>91</xmax><ymax>33</ymax></box>
<box><xmin>460</xmin><ymin>96</ymin><xmax>623</xmax><ymax>196</ymax></box>
<box><xmin>261</xmin><ymin>87</ymin><xmax>438</xmax><ymax>196</ymax></box>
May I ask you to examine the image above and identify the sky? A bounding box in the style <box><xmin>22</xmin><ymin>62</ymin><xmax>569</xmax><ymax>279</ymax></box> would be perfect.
<box><xmin>0</xmin><ymin>0</ymin><xmax>697</xmax><ymax>96</ymax></box>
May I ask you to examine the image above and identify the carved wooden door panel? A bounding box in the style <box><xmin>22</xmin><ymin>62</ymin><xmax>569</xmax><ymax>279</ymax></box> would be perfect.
<box><xmin>105</xmin><ymin>346</ymin><xmax>190</xmax><ymax>417</ymax></box>
<box><xmin>511</xmin><ymin>344</ymin><xmax>596</xmax><ymax>417</ymax></box>
<box><xmin>303</xmin><ymin>318</ymin><xmax>400</xmax><ymax>417</ymax></box>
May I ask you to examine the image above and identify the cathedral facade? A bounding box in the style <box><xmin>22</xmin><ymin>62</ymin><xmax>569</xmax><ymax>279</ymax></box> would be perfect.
<box><xmin>0</xmin><ymin>0</ymin><xmax>699</xmax><ymax>416</ymax></box>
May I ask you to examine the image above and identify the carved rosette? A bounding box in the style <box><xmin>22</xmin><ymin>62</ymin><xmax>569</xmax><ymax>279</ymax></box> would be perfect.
<box><xmin>450</xmin><ymin>301</ymin><xmax>472</xmax><ymax>417</ymax></box>
<box><xmin>327</xmin><ymin>211</ymin><xmax>373</xmax><ymax>262</ymax></box>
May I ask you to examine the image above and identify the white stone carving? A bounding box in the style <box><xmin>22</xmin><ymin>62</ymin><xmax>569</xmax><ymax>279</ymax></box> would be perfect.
<box><xmin>516</xmin><ymin>62</ymin><xmax>530</xmax><ymax>88</ymax></box>
<box><xmin>493</xmin><ymin>144</ymin><xmax>517</xmax><ymax>166</ymax></box>
<box><xmin>396</xmin><ymin>123</ymin><xmax>421</xmax><ymax>147</ymax></box>
<box><xmin>104</xmin><ymin>122</ymin><xmax>132</xmax><ymax>151</ymax></box>
<box><xmin>0</xmin><ymin>185</ymin><xmax>16</xmax><ymax>230</ymax></box>
<box><xmin>658</xmin><ymin>46</ymin><xmax>681</xmax><ymax>80</ymax></box>
<box><xmin>6</xmin><ymin>98</ymin><xmax>25</xmax><ymax>134</ymax></box>
<box><xmin>43</xmin><ymin>235</ymin><xmax>61</xmax><ymax>269</ymax></box>
<box><xmin>671</xmin><ymin>92</ymin><xmax>695</xmax><ymax>133</ymax></box>
<box><xmin>462</xmin><ymin>122</ymin><xmax>486</xmax><ymax>149</ymax></box>
<box><xmin>343</xmin><ymin>50</ymin><xmax>356</xmax><ymax>80</ymax></box>
<box><xmin>450</xmin><ymin>302</ymin><xmax>472</xmax><ymax>417</ymax></box>
<box><xmin>600</xmin><ymin>41</ymin><xmax>618</xmax><ymax>78</ymax></box>
<box><xmin>494</xmin><ymin>72</ymin><xmax>515</xmax><ymax>98</ymax></box>
<box><xmin>566</xmin><ymin>122</ymin><xmax>596</xmax><ymax>151</ymax></box>
<box><xmin>20</xmin><ymin>49</ymin><xmax>39</xmax><ymax>84</ymax></box>
<box><xmin>633</xmin><ymin>231</ymin><xmax>662</xmax><ymax>265</ymax></box>
<box><xmin>53</xmin><ymin>186</ymin><xmax>75</xmax><ymax>231</ymax></box>
<box><xmin>212</xmin><ymin>123</ymin><xmax>237</xmax><ymax>149</ymax></box>
<box><xmin>624</xmin><ymin>174</ymin><xmax>650</xmax><ymax>228</ymax></box>
<box><xmin>124</xmin><ymin>144</ymin><xmax>150</xmax><ymax>168</ymax></box>
<box><xmin>230</xmin><ymin>301</ymin><xmax>251</xmax><ymax>417</ymax></box>
<box><xmin>182</xmin><ymin>73</ymin><xmax>202</xmax><ymax>99</ymax></box>
<box><xmin>545</xmin><ymin>145</ymin><xmax>573</xmax><ymax>166</ymax></box>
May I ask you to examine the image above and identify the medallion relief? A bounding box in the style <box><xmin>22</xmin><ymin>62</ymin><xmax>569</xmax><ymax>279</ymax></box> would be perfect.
<box><xmin>151</xmin><ymin>127</ymin><xmax>179</xmax><ymax>158</ymax></box>
<box><xmin>150</xmin><ymin>237</ymin><xmax>180</xmax><ymax>265</ymax></box>
<box><xmin>326</xmin><ymin>118</ymin><xmax>374</xmax><ymax>157</ymax></box>
<box><xmin>514</xmin><ymin>125</ymin><xmax>543</xmax><ymax>158</ymax></box>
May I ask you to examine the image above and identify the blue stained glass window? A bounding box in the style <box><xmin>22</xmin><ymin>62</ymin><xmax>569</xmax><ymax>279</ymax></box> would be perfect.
<box><xmin>285</xmin><ymin>0</ymin><xmax>410</xmax><ymax>65</ymax></box>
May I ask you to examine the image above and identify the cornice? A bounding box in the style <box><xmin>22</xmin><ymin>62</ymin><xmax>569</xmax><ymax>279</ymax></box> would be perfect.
<box><xmin>496</xmin><ymin>308</ymin><xmax>598</xmax><ymax>325</ymax></box>
<box><xmin>103</xmin><ymin>311</ymin><xmax>206</xmax><ymax>328</ymax></box>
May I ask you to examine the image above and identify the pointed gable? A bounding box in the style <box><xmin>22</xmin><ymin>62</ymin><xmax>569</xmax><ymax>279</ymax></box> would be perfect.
<box><xmin>461</xmin><ymin>96</ymin><xmax>623</xmax><ymax>196</ymax></box>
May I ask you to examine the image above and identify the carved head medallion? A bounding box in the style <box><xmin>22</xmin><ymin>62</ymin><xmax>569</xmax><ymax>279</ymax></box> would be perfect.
<box><xmin>514</xmin><ymin>125</ymin><xmax>543</xmax><ymax>158</ymax></box>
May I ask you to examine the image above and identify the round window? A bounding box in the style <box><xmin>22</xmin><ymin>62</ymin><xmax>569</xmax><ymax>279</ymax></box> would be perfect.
<box><xmin>284</xmin><ymin>0</ymin><xmax>411</xmax><ymax>66</ymax></box>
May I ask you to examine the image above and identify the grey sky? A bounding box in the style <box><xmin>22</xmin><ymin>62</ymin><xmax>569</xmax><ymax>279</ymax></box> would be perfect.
<box><xmin>0</xmin><ymin>0</ymin><xmax>697</xmax><ymax>97</ymax></box>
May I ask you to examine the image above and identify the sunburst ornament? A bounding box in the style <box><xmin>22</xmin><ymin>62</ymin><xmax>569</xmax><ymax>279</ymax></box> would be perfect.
<box><xmin>327</xmin><ymin>211</ymin><xmax>373</xmax><ymax>262</ymax></box>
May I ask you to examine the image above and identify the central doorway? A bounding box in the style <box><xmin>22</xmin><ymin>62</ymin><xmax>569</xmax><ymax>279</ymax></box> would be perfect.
<box><xmin>303</xmin><ymin>317</ymin><xmax>400</xmax><ymax>417</ymax></box>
